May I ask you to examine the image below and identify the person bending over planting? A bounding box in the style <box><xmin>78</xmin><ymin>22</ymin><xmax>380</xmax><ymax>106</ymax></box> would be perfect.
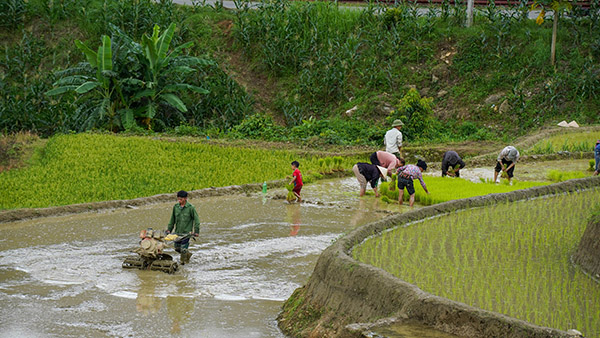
<box><xmin>370</xmin><ymin>150</ymin><xmax>404</xmax><ymax>173</ymax></box>
<box><xmin>397</xmin><ymin>159</ymin><xmax>430</xmax><ymax>207</ymax></box>
<box><xmin>166</xmin><ymin>190</ymin><xmax>200</xmax><ymax>265</ymax></box>
<box><xmin>493</xmin><ymin>146</ymin><xmax>519</xmax><ymax>183</ymax></box>
<box><xmin>441</xmin><ymin>150</ymin><xmax>465</xmax><ymax>177</ymax></box>
<box><xmin>289</xmin><ymin>161</ymin><xmax>303</xmax><ymax>202</ymax></box>
<box><xmin>352</xmin><ymin>162</ymin><xmax>388</xmax><ymax>197</ymax></box>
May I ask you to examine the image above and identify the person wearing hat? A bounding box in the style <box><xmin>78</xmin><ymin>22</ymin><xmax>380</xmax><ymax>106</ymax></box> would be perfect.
<box><xmin>384</xmin><ymin>119</ymin><xmax>404</xmax><ymax>158</ymax></box>
<box><xmin>166</xmin><ymin>190</ymin><xmax>200</xmax><ymax>264</ymax></box>
<box><xmin>396</xmin><ymin>159</ymin><xmax>430</xmax><ymax>207</ymax></box>
<box><xmin>441</xmin><ymin>150</ymin><xmax>466</xmax><ymax>178</ymax></box>
<box><xmin>494</xmin><ymin>146</ymin><xmax>520</xmax><ymax>183</ymax></box>
<box><xmin>352</xmin><ymin>162</ymin><xmax>388</xmax><ymax>197</ymax></box>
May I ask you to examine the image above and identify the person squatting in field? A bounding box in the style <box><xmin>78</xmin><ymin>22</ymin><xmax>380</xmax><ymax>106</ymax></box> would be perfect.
<box><xmin>396</xmin><ymin>159</ymin><xmax>430</xmax><ymax>207</ymax></box>
<box><xmin>441</xmin><ymin>150</ymin><xmax>466</xmax><ymax>178</ymax></box>
<box><xmin>352</xmin><ymin>162</ymin><xmax>388</xmax><ymax>198</ymax></box>
<box><xmin>166</xmin><ymin>190</ymin><xmax>200</xmax><ymax>265</ymax></box>
<box><xmin>494</xmin><ymin>146</ymin><xmax>520</xmax><ymax>183</ymax></box>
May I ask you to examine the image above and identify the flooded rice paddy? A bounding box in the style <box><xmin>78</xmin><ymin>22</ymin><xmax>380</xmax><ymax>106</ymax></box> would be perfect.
<box><xmin>0</xmin><ymin>161</ymin><xmax>595</xmax><ymax>338</ymax></box>
<box><xmin>0</xmin><ymin>178</ymin><xmax>396</xmax><ymax>337</ymax></box>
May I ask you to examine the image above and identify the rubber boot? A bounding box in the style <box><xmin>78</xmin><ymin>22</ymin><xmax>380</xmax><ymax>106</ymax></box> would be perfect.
<box><xmin>184</xmin><ymin>251</ymin><xmax>192</xmax><ymax>264</ymax></box>
<box><xmin>180</xmin><ymin>250</ymin><xmax>192</xmax><ymax>265</ymax></box>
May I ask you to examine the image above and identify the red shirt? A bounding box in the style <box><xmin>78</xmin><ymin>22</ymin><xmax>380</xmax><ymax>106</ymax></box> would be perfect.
<box><xmin>293</xmin><ymin>168</ymin><xmax>303</xmax><ymax>186</ymax></box>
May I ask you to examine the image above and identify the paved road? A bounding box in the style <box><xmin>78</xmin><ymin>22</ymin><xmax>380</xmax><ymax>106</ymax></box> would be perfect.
<box><xmin>172</xmin><ymin>0</ymin><xmax>547</xmax><ymax>20</ymax></box>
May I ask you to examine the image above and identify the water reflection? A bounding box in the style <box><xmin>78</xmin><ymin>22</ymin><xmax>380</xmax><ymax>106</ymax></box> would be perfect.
<box><xmin>167</xmin><ymin>294</ymin><xmax>195</xmax><ymax>334</ymax></box>
<box><xmin>286</xmin><ymin>204</ymin><xmax>301</xmax><ymax>236</ymax></box>
<box><xmin>136</xmin><ymin>275</ymin><xmax>161</xmax><ymax>316</ymax></box>
<box><xmin>350</xmin><ymin>198</ymin><xmax>379</xmax><ymax>227</ymax></box>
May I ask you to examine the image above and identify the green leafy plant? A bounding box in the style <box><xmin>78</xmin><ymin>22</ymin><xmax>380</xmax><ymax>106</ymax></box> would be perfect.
<box><xmin>46</xmin><ymin>35</ymin><xmax>123</xmax><ymax>131</ymax></box>
<box><xmin>46</xmin><ymin>23</ymin><xmax>213</xmax><ymax>131</ymax></box>
<box><xmin>133</xmin><ymin>23</ymin><xmax>212</xmax><ymax>129</ymax></box>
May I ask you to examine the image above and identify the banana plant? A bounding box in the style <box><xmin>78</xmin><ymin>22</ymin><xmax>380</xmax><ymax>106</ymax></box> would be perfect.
<box><xmin>46</xmin><ymin>35</ymin><xmax>132</xmax><ymax>130</ymax></box>
<box><xmin>133</xmin><ymin>23</ymin><xmax>213</xmax><ymax>129</ymax></box>
<box><xmin>47</xmin><ymin>23</ymin><xmax>213</xmax><ymax>131</ymax></box>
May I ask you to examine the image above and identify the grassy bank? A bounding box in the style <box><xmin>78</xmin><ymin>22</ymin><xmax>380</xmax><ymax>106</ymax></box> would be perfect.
<box><xmin>2</xmin><ymin>0</ymin><xmax>599</xmax><ymax>146</ymax></box>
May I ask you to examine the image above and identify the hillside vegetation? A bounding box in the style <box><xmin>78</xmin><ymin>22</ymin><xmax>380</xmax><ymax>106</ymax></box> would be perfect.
<box><xmin>1</xmin><ymin>0</ymin><xmax>599</xmax><ymax>147</ymax></box>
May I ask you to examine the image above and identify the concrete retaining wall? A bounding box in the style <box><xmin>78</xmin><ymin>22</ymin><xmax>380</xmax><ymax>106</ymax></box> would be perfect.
<box><xmin>279</xmin><ymin>176</ymin><xmax>600</xmax><ymax>338</ymax></box>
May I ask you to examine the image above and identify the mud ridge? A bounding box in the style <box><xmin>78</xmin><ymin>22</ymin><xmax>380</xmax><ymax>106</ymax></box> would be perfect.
<box><xmin>0</xmin><ymin>171</ymin><xmax>353</xmax><ymax>224</ymax></box>
<box><xmin>278</xmin><ymin>176</ymin><xmax>600</xmax><ymax>338</ymax></box>
<box><xmin>573</xmin><ymin>214</ymin><xmax>600</xmax><ymax>280</ymax></box>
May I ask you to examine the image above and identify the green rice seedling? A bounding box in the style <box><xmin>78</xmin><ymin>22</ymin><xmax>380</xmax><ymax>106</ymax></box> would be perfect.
<box><xmin>546</xmin><ymin>169</ymin><xmax>588</xmax><ymax>182</ymax></box>
<box><xmin>527</xmin><ymin>132</ymin><xmax>599</xmax><ymax>155</ymax></box>
<box><xmin>333</xmin><ymin>156</ymin><xmax>344</xmax><ymax>171</ymax></box>
<box><xmin>318</xmin><ymin>158</ymin><xmax>326</xmax><ymax>173</ymax></box>
<box><xmin>324</xmin><ymin>157</ymin><xmax>333</xmax><ymax>173</ymax></box>
<box><xmin>589</xmin><ymin>159</ymin><xmax>596</xmax><ymax>171</ymax></box>
<box><xmin>354</xmin><ymin>188</ymin><xmax>600</xmax><ymax>337</ymax></box>
<box><xmin>380</xmin><ymin>176</ymin><xmax>548</xmax><ymax>205</ymax></box>
<box><xmin>285</xmin><ymin>183</ymin><xmax>296</xmax><ymax>202</ymax></box>
<box><xmin>0</xmin><ymin>133</ymin><xmax>362</xmax><ymax>209</ymax></box>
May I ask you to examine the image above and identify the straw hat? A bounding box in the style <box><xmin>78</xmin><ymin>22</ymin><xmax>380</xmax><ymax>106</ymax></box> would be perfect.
<box><xmin>392</xmin><ymin>119</ymin><xmax>404</xmax><ymax>127</ymax></box>
<box><xmin>377</xmin><ymin>166</ymin><xmax>388</xmax><ymax>179</ymax></box>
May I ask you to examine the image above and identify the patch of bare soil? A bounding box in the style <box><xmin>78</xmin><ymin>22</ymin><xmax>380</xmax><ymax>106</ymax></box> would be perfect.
<box><xmin>215</xmin><ymin>19</ymin><xmax>285</xmax><ymax>124</ymax></box>
<box><xmin>0</xmin><ymin>132</ymin><xmax>44</xmax><ymax>173</ymax></box>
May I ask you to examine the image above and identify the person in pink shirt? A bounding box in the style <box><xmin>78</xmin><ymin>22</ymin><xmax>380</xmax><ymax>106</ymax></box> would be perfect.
<box><xmin>369</xmin><ymin>150</ymin><xmax>404</xmax><ymax>173</ymax></box>
<box><xmin>396</xmin><ymin>159</ymin><xmax>430</xmax><ymax>207</ymax></box>
<box><xmin>289</xmin><ymin>161</ymin><xmax>303</xmax><ymax>202</ymax></box>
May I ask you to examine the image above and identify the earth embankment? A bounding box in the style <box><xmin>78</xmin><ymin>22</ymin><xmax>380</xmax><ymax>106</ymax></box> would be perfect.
<box><xmin>278</xmin><ymin>176</ymin><xmax>600</xmax><ymax>338</ymax></box>
<box><xmin>573</xmin><ymin>214</ymin><xmax>600</xmax><ymax>279</ymax></box>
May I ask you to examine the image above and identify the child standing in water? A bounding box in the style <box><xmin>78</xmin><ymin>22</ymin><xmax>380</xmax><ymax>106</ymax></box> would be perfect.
<box><xmin>289</xmin><ymin>161</ymin><xmax>303</xmax><ymax>202</ymax></box>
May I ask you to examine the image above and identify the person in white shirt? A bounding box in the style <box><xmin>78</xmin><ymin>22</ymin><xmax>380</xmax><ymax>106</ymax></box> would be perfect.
<box><xmin>493</xmin><ymin>146</ymin><xmax>520</xmax><ymax>183</ymax></box>
<box><xmin>384</xmin><ymin>119</ymin><xmax>404</xmax><ymax>158</ymax></box>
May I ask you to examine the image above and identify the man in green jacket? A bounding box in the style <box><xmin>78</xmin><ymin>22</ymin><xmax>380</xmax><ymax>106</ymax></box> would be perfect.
<box><xmin>166</xmin><ymin>190</ymin><xmax>200</xmax><ymax>265</ymax></box>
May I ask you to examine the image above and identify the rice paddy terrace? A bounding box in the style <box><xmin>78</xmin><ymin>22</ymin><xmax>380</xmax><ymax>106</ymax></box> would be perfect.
<box><xmin>279</xmin><ymin>176</ymin><xmax>600</xmax><ymax>338</ymax></box>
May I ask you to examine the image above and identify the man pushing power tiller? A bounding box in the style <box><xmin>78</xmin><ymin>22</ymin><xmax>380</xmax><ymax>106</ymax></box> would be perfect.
<box><xmin>397</xmin><ymin>160</ymin><xmax>430</xmax><ymax>207</ymax></box>
<box><xmin>166</xmin><ymin>190</ymin><xmax>200</xmax><ymax>265</ymax></box>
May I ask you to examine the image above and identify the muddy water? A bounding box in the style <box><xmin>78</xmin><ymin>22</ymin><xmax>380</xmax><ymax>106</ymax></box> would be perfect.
<box><xmin>0</xmin><ymin>178</ymin><xmax>401</xmax><ymax>338</ymax></box>
<box><xmin>0</xmin><ymin>162</ymin><xmax>572</xmax><ymax>338</ymax></box>
<box><xmin>428</xmin><ymin>158</ymin><xmax>592</xmax><ymax>183</ymax></box>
